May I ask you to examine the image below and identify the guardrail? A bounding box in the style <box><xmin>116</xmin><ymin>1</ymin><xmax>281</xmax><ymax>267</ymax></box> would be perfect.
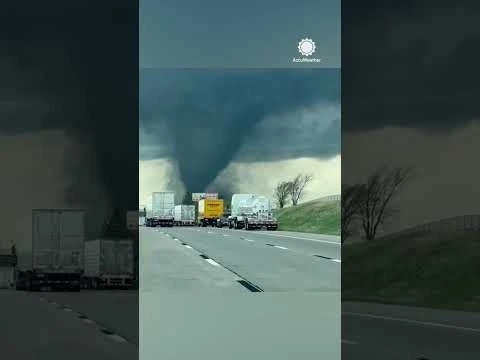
<box><xmin>317</xmin><ymin>194</ymin><xmax>340</xmax><ymax>202</ymax></box>
<box><xmin>378</xmin><ymin>214</ymin><xmax>480</xmax><ymax>240</ymax></box>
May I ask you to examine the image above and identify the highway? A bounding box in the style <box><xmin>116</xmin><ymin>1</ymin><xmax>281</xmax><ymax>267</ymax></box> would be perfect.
<box><xmin>140</xmin><ymin>226</ymin><xmax>480</xmax><ymax>359</ymax></box>
<box><xmin>140</xmin><ymin>225</ymin><xmax>341</xmax><ymax>359</ymax></box>
<box><xmin>6</xmin><ymin>226</ymin><xmax>477</xmax><ymax>359</ymax></box>
<box><xmin>6</xmin><ymin>225</ymin><xmax>478</xmax><ymax>359</ymax></box>
<box><xmin>0</xmin><ymin>289</ymin><xmax>137</xmax><ymax>360</ymax></box>
<box><xmin>342</xmin><ymin>302</ymin><xmax>480</xmax><ymax>359</ymax></box>
<box><xmin>142</xmin><ymin>226</ymin><xmax>341</xmax><ymax>292</ymax></box>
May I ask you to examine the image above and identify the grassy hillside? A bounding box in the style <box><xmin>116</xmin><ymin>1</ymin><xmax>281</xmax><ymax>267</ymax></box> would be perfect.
<box><xmin>273</xmin><ymin>200</ymin><xmax>340</xmax><ymax>236</ymax></box>
<box><xmin>342</xmin><ymin>232</ymin><xmax>480</xmax><ymax>311</ymax></box>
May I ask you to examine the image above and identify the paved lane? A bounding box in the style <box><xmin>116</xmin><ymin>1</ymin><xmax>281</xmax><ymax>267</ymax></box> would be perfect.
<box><xmin>161</xmin><ymin>227</ymin><xmax>340</xmax><ymax>292</ymax></box>
<box><xmin>141</xmin><ymin>292</ymin><xmax>341</xmax><ymax>360</ymax></box>
<box><xmin>138</xmin><ymin>226</ymin><xmax>341</xmax><ymax>360</ymax></box>
<box><xmin>0</xmin><ymin>290</ymin><xmax>137</xmax><ymax>360</ymax></box>
<box><xmin>342</xmin><ymin>302</ymin><xmax>480</xmax><ymax>359</ymax></box>
<box><xmin>40</xmin><ymin>290</ymin><xmax>138</xmax><ymax>345</ymax></box>
<box><xmin>140</xmin><ymin>227</ymin><xmax>245</xmax><ymax>293</ymax></box>
<box><xmin>203</xmin><ymin>227</ymin><xmax>341</xmax><ymax>261</ymax></box>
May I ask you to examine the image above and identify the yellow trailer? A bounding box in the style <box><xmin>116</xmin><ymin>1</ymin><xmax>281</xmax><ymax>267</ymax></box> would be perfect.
<box><xmin>198</xmin><ymin>199</ymin><xmax>224</xmax><ymax>227</ymax></box>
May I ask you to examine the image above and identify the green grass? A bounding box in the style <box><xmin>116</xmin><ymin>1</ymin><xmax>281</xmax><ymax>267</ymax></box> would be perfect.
<box><xmin>273</xmin><ymin>200</ymin><xmax>340</xmax><ymax>236</ymax></box>
<box><xmin>342</xmin><ymin>232</ymin><xmax>480</xmax><ymax>312</ymax></box>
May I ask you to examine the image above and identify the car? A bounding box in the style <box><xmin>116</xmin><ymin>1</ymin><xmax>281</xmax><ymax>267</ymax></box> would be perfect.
<box><xmin>216</xmin><ymin>213</ymin><xmax>231</xmax><ymax>228</ymax></box>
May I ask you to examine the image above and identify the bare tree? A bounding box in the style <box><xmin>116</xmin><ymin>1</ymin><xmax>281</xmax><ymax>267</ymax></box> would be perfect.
<box><xmin>289</xmin><ymin>174</ymin><xmax>313</xmax><ymax>206</ymax></box>
<box><xmin>341</xmin><ymin>184</ymin><xmax>363</xmax><ymax>243</ymax></box>
<box><xmin>357</xmin><ymin>166</ymin><xmax>413</xmax><ymax>241</ymax></box>
<box><xmin>274</xmin><ymin>181</ymin><xmax>291</xmax><ymax>208</ymax></box>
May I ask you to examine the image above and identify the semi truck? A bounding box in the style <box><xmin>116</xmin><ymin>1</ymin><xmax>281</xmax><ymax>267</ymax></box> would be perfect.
<box><xmin>145</xmin><ymin>192</ymin><xmax>175</xmax><ymax>227</ymax></box>
<box><xmin>228</xmin><ymin>194</ymin><xmax>278</xmax><ymax>230</ymax></box>
<box><xmin>16</xmin><ymin>209</ymin><xmax>85</xmax><ymax>291</ymax></box>
<box><xmin>198</xmin><ymin>199</ymin><xmax>224</xmax><ymax>227</ymax></box>
<box><xmin>174</xmin><ymin>205</ymin><xmax>195</xmax><ymax>226</ymax></box>
<box><xmin>83</xmin><ymin>238</ymin><xmax>134</xmax><ymax>289</ymax></box>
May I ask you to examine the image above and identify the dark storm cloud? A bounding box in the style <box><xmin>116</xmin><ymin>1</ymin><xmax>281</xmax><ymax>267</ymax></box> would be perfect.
<box><xmin>0</xmin><ymin>1</ymin><xmax>138</xmax><ymax>212</ymax></box>
<box><xmin>236</xmin><ymin>102</ymin><xmax>340</xmax><ymax>162</ymax></box>
<box><xmin>343</xmin><ymin>0</ymin><xmax>480</xmax><ymax>132</ymax></box>
<box><xmin>140</xmin><ymin>68</ymin><xmax>340</xmax><ymax>191</ymax></box>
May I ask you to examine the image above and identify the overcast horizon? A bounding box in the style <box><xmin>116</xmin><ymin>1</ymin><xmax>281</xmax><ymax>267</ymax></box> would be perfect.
<box><xmin>342</xmin><ymin>0</ymin><xmax>480</xmax><ymax>235</ymax></box>
<box><xmin>139</xmin><ymin>68</ymin><xmax>341</xmax><ymax>208</ymax></box>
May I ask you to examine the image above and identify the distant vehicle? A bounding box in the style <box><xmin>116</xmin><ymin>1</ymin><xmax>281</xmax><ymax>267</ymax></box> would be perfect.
<box><xmin>83</xmin><ymin>238</ymin><xmax>134</xmax><ymax>289</ymax></box>
<box><xmin>16</xmin><ymin>209</ymin><xmax>85</xmax><ymax>292</ymax></box>
<box><xmin>174</xmin><ymin>205</ymin><xmax>195</xmax><ymax>226</ymax></box>
<box><xmin>145</xmin><ymin>192</ymin><xmax>175</xmax><ymax>227</ymax></box>
<box><xmin>228</xmin><ymin>194</ymin><xmax>278</xmax><ymax>230</ymax></box>
<box><xmin>198</xmin><ymin>199</ymin><xmax>224</xmax><ymax>227</ymax></box>
<box><xmin>216</xmin><ymin>216</ymin><xmax>230</xmax><ymax>228</ymax></box>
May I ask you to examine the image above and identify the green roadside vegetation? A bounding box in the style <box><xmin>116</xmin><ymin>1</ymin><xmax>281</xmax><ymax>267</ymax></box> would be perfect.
<box><xmin>342</xmin><ymin>232</ymin><xmax>480</xmax><ymax>312</ymax></box>
<box><xmin>273</xmin><ymin>200</ymin><xmax>340</xmax><ymax>236</ymax></box>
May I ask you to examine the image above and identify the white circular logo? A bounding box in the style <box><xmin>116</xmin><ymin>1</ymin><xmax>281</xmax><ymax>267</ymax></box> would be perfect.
<box><xmin>298</xmin><ymin>38</ymin><xmax>316</xmax><ymax>56</ymax></box>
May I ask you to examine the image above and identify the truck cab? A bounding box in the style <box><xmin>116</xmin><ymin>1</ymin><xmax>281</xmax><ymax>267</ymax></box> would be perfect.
<box><xmin>197</xmin><ymin>199</ymin><xmax>224</xmax><ymax>227</ymax></box>
<box><xmin>229</xmin><ymin>194</ymin><xmax>278</xmax><ymax>230</ymax></box>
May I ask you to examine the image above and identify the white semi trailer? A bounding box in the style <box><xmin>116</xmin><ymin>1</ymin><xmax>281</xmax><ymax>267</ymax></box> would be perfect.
<box><xmin>174</xmin><ymin>205</ymin><xmax>195</xmax><ymax>226</ymax></box>
<box><xmin>83</xmin><ymin>238</ymin><xmax>134</xmax><ymax>289</ymax></box>
<box><xmin>16</xmin><ymin>209</ymin><xmax>85</xmax><ymax>291</ymax></box>
<box><xmin>145</xmin><ymin>192</ymin><xmax>175</xmax><ymax>227</ymax></box>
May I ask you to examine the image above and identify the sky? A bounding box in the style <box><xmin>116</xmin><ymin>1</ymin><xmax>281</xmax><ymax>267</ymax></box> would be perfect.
<box><xmin>139</xmin><ymin>69</ymin><xmax>341</xmax><ymax>207</ymax></box>
<box><xmin>140</xmin><ymin>0</ymin><xmax>340</xmax><ymax>68</ymax></box>
<box><xmin>0</xmin><ymin>1</ymin><xmax>138</xmax><ymax>250</ymax></box>
<box><xmin>3</xmin><ymin>0</ymin><xmax>476</xmax><ymax>250</ymax></box>
<box><xmin>139</xmin><ymin>0</ymin><xmax>341</xmax><ymax>208</ymax></box>
<box><xmin>342</xmin><ymin>0</ymin><xmax>480</xmax><ymax>235</ymax></box>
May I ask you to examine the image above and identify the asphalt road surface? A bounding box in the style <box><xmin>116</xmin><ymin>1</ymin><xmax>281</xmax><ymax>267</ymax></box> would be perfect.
<box><xmin>0</xmin><ymin>289</ymin><xmax>137</xmax><ymax>360</ymax></box>
<box><xmin>140</xmin><ymin>226</ymin><xmax>341</xmax><ymax>359</ymax></box>
<box><xmin>342</xmin><ymin>302</ymin><xmax>480</xmax><ymax>360</ymax></box>
<box><xmin>146</xmin><ymin>226</ymin><xmax>341</xmax><ymax>292</ymax></box>
<box><xmin>7</xmin><ymin>226</ymin><xmax>477</xmax><ymax>360</ymax></box>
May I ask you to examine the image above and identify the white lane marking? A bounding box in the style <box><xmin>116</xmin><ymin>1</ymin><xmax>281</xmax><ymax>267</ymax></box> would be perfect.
<box><xmin>184</xmin><ymin>245</ymin><xmax>193</xmax><ymax>249</ymax></box>
<box><xmin>207</xmin><ymin>231</ymin><xmax>213</xmax><ymax>234</ymax></box>
<box><xmin>245</xmin><ymin>239</ymin><xmax>254</xmax><ymax>242</ymax></box>
<box><xmin>223</xmin><ymin>234</ymin><xmax>230</xmax><ymax>237</ymax></box>
<box><xmin>82</xmin><ymin>318</ymin><xmax>96</xmax><ymax>324</ymax></box>
<box><xmin>343</xmin><ymin>312</ymin><xmax>480</xmax><ymax>333</ymax></box>
<box><xmin>106</xmin><ymin>334</ymin><xmax>128</xmax><ymax>343</ymax></box>
<box><xmin>63</xmin><ymin>307</ymin><xmax>73</xmax><ymax>312</ymax></box>
<box><xmin>205</xmin><ymin>258</ymin><xmax>221</xmax><ymax>267</ymax></box>
<box><xmin>342</xmin><ymin>339</ymin><xmax>357</xmax><ymax>345</ymax></box>
<box><xmin>331</xmin><ymin>259</ymin><xmax>341</xmax><ymax>263</ymax></box>
<box><xmin>235</xmin><ymin>230</ymin><xmax>341</xmax><ymax>245</ymax></box>
<box><xmin>274</xmin><ymin>245</ymin><xmax>288</xmax><ymax>250</ymax></box>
